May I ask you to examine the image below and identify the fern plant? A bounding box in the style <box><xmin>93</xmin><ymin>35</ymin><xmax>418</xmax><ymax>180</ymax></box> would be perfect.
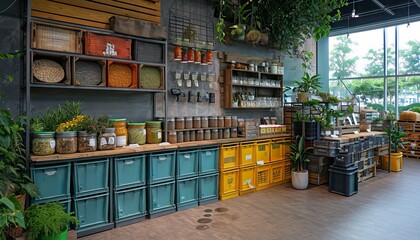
<box><xmin>24</xmin><ymin>202</ymin><xmax>78</xmax><ymax>240</ymax></box>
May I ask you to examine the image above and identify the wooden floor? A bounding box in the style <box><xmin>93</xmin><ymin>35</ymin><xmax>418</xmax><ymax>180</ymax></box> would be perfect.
<box><xmin>81</xmin><ymin>158</ymin><xmax>420</xmax><ymax>240</ymax></box>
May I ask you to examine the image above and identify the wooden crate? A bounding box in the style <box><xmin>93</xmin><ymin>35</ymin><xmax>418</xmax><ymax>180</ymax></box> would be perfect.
<box><xmin>107</xmin><ymin>61</ymin><xmax>138</xmax><ymax>88</ymax></box>
<box><xmin>84</xmin><ymin>32</ymin><xmax>132</xmax><ymax>60</ymax></box>
<box><xmin>31</xmin><ymin>52</ymin><xmax>71</xmax><ymax>85</ymax></box>
<box><xmin>110</xmin><ymin>16</ymin><xmax>167</xmax><ymax>40</ymax></box>
<box><xmin>134</xmin><ymin>40</ymin><xmax>165</xmax><ymax>64</ymax></box>
<box><xmin>31</xmin><ymin>21</ymin><xmax>82</xmax><ymax>53</ymax></box>
<box><xmin>309</xmin><ymin>172</ymin><xmax>328</xmax><ymax>185</ymax></box>
<box><xmin>31</xmin><ymin>0</ymin><xmax>161</xmax><ymax>29</ymax></box>
<box><xmin>139</xmin><ymin>65</ymin><xmax>164</xmax><ymax>90</ymax></box>
<box><xmin>72</xmin><ymin>57</ymin><xmax>106</xmax><ymax>87</ymax></box>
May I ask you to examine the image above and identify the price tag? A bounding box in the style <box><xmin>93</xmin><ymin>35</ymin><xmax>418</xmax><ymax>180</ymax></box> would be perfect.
<box><xmin>256</xmin><ymin>160</ymin><xmax>264</xmax><ymax>165</ymax></box>
<box><xmin>331</xmin><ymin>135</ymin><xmax>339</xmax><ymax>138</ymax></box>
<box><xmin>89</xmin><ymin>139</ymin><xmax>96</xmax><ymax>147</ymax></box>
<box><xmin>245</xmin><ymin>154</ymin><xmax>252</xmax><ymax>161</ymax></box>
<box><xmin>353</xmin><ymin>131</ymin><xmax>359</xmax><ymax>134</ymax></box>
<box><xmin>158</xmin><ymin>132</ymin><xmax>162</xmax><ymax>139</ymax></box>
<box><xmin>367</xmin><ymin>129</ymin><xmax>371</xmax><ymax>132</ymax></box>
<box><xmin>100</xmin><ymin>137</ymin><xmax>107</xmax><ymax>146</ymax></box>
<box><xmin>108</xmin><ymin>137</ymin><xmax>115</xmax><ymax>145</ymax></box>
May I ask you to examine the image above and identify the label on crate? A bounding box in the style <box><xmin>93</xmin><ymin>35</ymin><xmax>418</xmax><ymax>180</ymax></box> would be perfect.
<box><xmin>331</xmin><ymin>135</ymin><xmax>339</xmax><ymax>138</ymax></box>
<box><xmin>49</xmin><ymin>140</ymin><xmax>56</xmax><ymax>149</ymax></box>
<box><xmin>257</xmin><ymin>160</ymin><xmax>264</xmax><ymax>165</ymax></box>
<box><xmin>246</xmin><ymin>154</ymin><xmax>252</xmax><ymax>161</ymax></box>
<box><xmin>244</xmin><ymin>179</ymin><xmax>255</xmax><ymax>189</ymax></box>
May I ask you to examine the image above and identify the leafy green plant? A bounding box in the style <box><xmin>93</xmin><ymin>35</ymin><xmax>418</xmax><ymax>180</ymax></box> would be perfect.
<box><xmin>97</xmin><ymin>115</ymin><xmax>112</xmax><ymax>133</ymax></box>
<box><xmin>0</xmin><ymin>195</ymin><xmax>25</xmax><ymax>239</ymax></box>
<box><xmin>30</xmin><ymin>116</ymin><xmax>45</xmax><ymax>132</ymax></box>
<box><xmin>0</xmin><ymin>109</ymin><xmax>39</xmax><ymax>198</ymax></box>
<box><xmin>327</xmin><ymin>96</ymin><xmax>339</xmax><ymax>104</ymax></box>
<box><xmin>289</xmin><ymin>135</ymin><xmax>311</xmax><ymax>172</ymax></box>
<box><xmin>39</xmin><ymin>101</ymin><xmax>83</xmax><ymax>131</ymax></box>
<box><xmin>410</xmin><ymin>107</ymin><xmax>420</xmax><ymax>114</ymax></box>
<box><xmin>385</xmin><ymin>123</ymin><xmax>407</xmax><ymax>153</ymax></box>
<box><xmin>25</xmin><ymin>202</ymin><xmax>78</xmax><ymax>240</ymax></box>
<box><xmin>372</xmin><ymin>117</ymin><xmax>384</xmax><ymax>124</ymax></box>
<box><xmin>293</xmin><ymin>72</ymin><xmax>321</xmax><ymax>93</ymax></box>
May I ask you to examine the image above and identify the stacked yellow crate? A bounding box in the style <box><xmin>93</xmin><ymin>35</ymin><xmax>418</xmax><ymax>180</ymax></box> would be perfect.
<box><xmin>239</xmin><ymin>142</ymin><xmax>256</xmax><ymax>195</ymax></box>
<box><xmin>255</xmin><ymin>140</ymin><xmax>271</xmax><ymax>191</ymax></box>
<box><xmin>219</xmin><ymin>143</ymin><xmax>240</xmax><ymax>200</ymax></box>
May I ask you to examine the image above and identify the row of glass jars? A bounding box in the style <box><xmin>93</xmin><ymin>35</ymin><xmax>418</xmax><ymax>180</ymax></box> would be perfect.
<box><xmin>175</xmin><ymin>71</ymin><xmax>216</xmax><ymax>82</ymax></box>
<box><xmin>236</xmin><ymin>97</ymin><xmax>282</xmax><ymax>108</ymax></box>
<box><xmin>232</xmin><ymin>76</ymin><xmax>281</xmax><ymax>88</ymax></box>
<box><xmin>31</xmin><ymin>120</ymin><xmax>163</xmax><ymax>156</ymax></box>
<box><xmin>167</xmin><ymin>128</ymin><xmax>238</xmax><ymax>144</ymax></box>
<box><xmin>168</xmin><ymin>116</ymin><xmax>238</xmax><ymax>130</ymax></box>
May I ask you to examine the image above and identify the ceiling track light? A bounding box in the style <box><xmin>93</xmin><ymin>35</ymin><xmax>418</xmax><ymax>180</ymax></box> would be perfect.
<box><xmin>371</xmin><ymin>0</ymin><xmax>395</xmax><ymax>15</ymax></box>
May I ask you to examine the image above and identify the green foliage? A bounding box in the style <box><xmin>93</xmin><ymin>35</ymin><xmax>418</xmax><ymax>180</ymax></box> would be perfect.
<box><xmin>400</xmin><ymin>40</ymin><xmax>420</xmax><ymax>74</ymax></box>
<box><xmin>0</xmin><ymin>195</ymin><xmax>25</xmax><ymax>239</ymax></box>
<box><xmin>214</xmin><ymin>0</ymin><xmax>346</xmax><ymax>55</ymax></box>
<box><xmin>385</xmin><ymin>123</ymin><xmax>407</xmax><ymax>153</ymax></box>
<box><xmin>77</xmin><ymin>115</ymin><xmax>98</xmax><ymax>134</ymax></box>
<box><xmin>363</xmin><ymin>47</ymin><xmax>395</xmax><ymax>76</ymax></box>
<box><xmin>289</xmin><ymin>136</ymin><xmax>311</xmax><ymax>172</ymax></box>
<box><xmin>39</xmin><ymin>101</ymin><xmax>82</xmax><ymax>132</ymax></box>
<box><xmin>97</xmin><ymin>115</ymin><xmax>112</xmax><ymax>133</ymax></box>
<box><xmin>0</xmin><ymin>109</ymin><xmax>39</xmax><ymax>198</ymax></box>
<box><xmin>30</xmin><ymin>116</ymin><xmax>45</xmax><ymax>132</ymax></box>
<box><xmin>327</xmin><ymin>96</ymin><xmax>339</xmax><ymax>104</ymax></box>
<box><xmin>25</xmin><ymin>202</ymin><xmax>78</xmax><ymax>240</ymax></box>
<box><xmin>0</xmin><ymin>51</ymin><xmax>24</xmax><ymax>85</ymax></box>
<box><xmin>293</xmin><ymin>73</ymin><xmax>321</xmax><ymax>93</ymax></box>
<box><xmin>411</xmin><ymin>107</ymin><xmax>420</xmax><ymax>113</ymax></box>
<box><xmin>329</xmin><ymin>36</ymin><xmax>359</xmax><ymax>78</ymax></box>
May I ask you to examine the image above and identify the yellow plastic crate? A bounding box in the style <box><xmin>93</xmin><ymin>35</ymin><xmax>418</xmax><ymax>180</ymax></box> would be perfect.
<box><xmin>219</xmin><ymin>191</ymin><xmax>239</xmax><ymax>200</ymax></box>
<box><xmin>270</xmin><ymin>138</ymin><xmax>287</xmax><ymax>162</ymax></box>
<box><xmin>256</xmin><ymin>165</ymin><xmax>271</xmax><ymax>191</ymax></box>
<box><xmin>219</xmin><ymin>168</ymin><xmax>239</xmax><ymax>197</ymax></box>
<box><xmin>219</xmin><ymin>143</ymin><xmax>239</xmax><ymax>170</ymax></box>
<box><xmin>239</xmin><ymin>166</ymin><xmax>256</xmax><ymax>195</ymax></box>
<box><xmin>255</xmin><ymin>140</ymin><xmax>271</xmax><ymax>164</ymax></box>
<box><xmin>239</xmin><ymin>141</ymin><xmax>256</xmax><ymax>168</ymax></box>
<box><xmin>270</xmin><ymin>161</ymin><xmax>285</xmax><ymax>186</ymax></box>
<box><xmin>284</xmin><ymin>160</ymin><xmax>292</xmax><ymax>182</ymax></box>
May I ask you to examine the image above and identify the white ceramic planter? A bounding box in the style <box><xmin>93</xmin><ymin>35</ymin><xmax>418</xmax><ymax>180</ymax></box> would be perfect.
<box><xmin>291</xmin><ymin>170</ymin><xmax>309</xmax><ymax>190</ymax></box>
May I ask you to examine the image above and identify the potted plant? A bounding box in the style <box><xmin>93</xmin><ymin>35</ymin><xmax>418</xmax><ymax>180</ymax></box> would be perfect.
<box><xmin>383</xmin><ymin>123</ymin><xmax>406</xmax><ymax>172</ymax></box>
<box><xmin>24</xmin><ymin>202</ymin><xmax>78</xmax><ymax>240</ymax></box>
<box><xmin>229</xmin><ymin>1</ymin><xmax>251</xmax><ymax>41</ymax></box>
<box><xmin>1</xmin><ymin>195</ymin><xmax>26</xmax><ymax>239</ymax></box>
<box><xmin>289</xmin><ymin>136</ymin><xmax>312</xmax><ymax>189</ymax></box>
<box><xmin>232</xmin><ymin>96</ymin><xmax>239</xmax><ymax>108</ymax></box>
<box><xmin>293</xmin><ymin>72</ymin><xmax>321</xmax><ymax>102</ymax></box>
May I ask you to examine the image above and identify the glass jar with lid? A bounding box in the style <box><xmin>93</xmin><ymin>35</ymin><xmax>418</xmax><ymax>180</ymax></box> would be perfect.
<box><xmin>177</xmin><ymin>131</ymin><xmax>184</xmax><ymax>143</ymax></box>
<box><xmin>109</xmin><ymin>118</ymin><xmax>128</xmax><ymax>147</ymax></box>
<box><xmin>223</xmin><ymin>128</ymin><xmax>230</xmax><ymax>139</ymax></box>
<box><xmin>31</xmin><ymin>132</ymin><xmax>56</xmax><ymax>156</ymax></box>
<box><xmin>196</xmin><ymin>130</ymin><xmax>204</xmax><ymax>141</ymax></box>
<box><xmin>224</xmin><ymin>116</ymin><xmax>232</xmax><ymax>127</ymax></box>
<box><xmin>77</xmin><ymin>131</ymin><xmax>97</xmax><ymax>153</ymax></box>
<box><xmin>231</xmin><ymin>116</ymin><xmax>238</xmax><ymax>127</ymax></box>
<box><xmin>190</xmin><ymin>131</ymin><xmax>196</xmax><ymax>141</ymax></box>
<box><xmin>167</xmin><ymin>117</ymin><xmax>175</xmax><ymax>130</ymax></box>
<box><xmin>146</xmin><ymin>121</ymin><xmax>162</xmax><ymax>144</ymax></box>
<box><xmin>127</xmin><ymin>123</ymin><xmax>146</xmax><ymax>145</ymax></box>
<box><xmin>56</xmin><ymin>131</ymin><xmax>77</xmax><ymax>154</ymax></box>
<box><xmin>193</xmin><ymin>116</ymin><xmax>201</xmax><ymax>128</ymax></box>
<box><xmin>218</xmin><ymin>129</ymin><xmax>223</xmax><ymax>139</ymax></box>
<box><xmin>230</xmin><ymin>128</ymin><xmax>238</xmax><ymax>138</ymax></box>
<box><xmin>175</xmin><ymin>117</ymin><xmax>185</xmax><ymax>129</ymax></box>
<box><xmin>208</xmin><ymin>116</ymin><xmax>217</xmax><ymax>127</ymax></box>
<box><xmin>204</xmin><ymin>129</ymin><xmax>211</xmax><ymax>140</ymax></box>
<box><xmin>185</xmin><ymin>116</ymin><xmax>193</xmax><ymax>129</ymax></box>
<box><xmin>201</xmin><ymin>116</ymin><xmax>208</xmax><ymax>128</ymax></box>
<box><xmin>98</xmin><ymin>128</ymin><xmax>116</xmax><ymax>150</ymax></box>
<box><xmin>168</xmin><ymin>131</ymin><xmax>177</xmax><ymax>144</ymax></box>
<box><xmin>183</xmin><ymin>131</ymin><xmax>190</xmax><ymax>142</ymax></box>
<box><xmin>211</xmin><ymin>129</ymin><xmax>218</xmax><ymax>140</ymax></box>
<box><xmin>217</xmin><ymin>116</ymin><xmax>224</xmax><ymax>128</ymax></box>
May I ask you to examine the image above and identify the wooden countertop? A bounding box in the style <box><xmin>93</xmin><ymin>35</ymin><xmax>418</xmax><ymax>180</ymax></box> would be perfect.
<box><xmin>30</xmin><ymin>134</ymin><xmax>291</xmax><ymax>162</ymax></box>
<box><xmin>322</xmin><ymin>131</ymin><xmax>386</xmax><ymax>142</ymax></box>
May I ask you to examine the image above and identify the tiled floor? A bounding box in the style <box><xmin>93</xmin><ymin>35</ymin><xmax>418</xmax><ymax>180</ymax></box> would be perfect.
<box><xmin>81</xmin><ymin>158</ymin><xmax>420</xmax><ymax>240</ymax></box>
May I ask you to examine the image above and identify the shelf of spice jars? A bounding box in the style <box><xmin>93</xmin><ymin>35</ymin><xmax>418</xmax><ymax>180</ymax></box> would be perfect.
<box><xmin>30</xmin><ymin>134</ymin><xmax>290</xmax><ymax>163</ymax></box>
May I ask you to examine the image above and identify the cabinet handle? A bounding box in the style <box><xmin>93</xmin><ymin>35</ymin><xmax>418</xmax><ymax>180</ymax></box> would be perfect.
<box><xmin>125</xmin><ymin>160</ymin><xmax>134</xmax><ymax>165</ymax></box>
<box><xmin>184</xmin><ymin>154</ymin><xmax>190</xmax><ymax>159</ymax></box>
<box><xmin>44</xmin><ymin>170</ymin><xmax>56</xmax><ymax>176</ymax></box>
<box><xmin>205</xmin><ymin>151</ymin><xmax>211</xmax><ymax>156</ymax></box>
<box><xmin>159</xmin><ymin>157</ymin><xmax>166</xmax><ymax>161</ymax></box>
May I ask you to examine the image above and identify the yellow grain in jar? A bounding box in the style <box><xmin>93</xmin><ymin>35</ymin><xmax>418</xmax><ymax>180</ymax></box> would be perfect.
<box><xmin>146</xmin><ymin>121</ymin><xmax>162</xmax><ymax>144</ymax></box>
<box><xmin>109</xmin><ymin>118</ymin><xmax>128</xmax><ymax>147</ymax></box>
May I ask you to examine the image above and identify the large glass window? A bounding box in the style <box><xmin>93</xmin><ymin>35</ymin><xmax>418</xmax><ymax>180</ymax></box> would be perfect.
<box><xmin>328</xmin><ymin>22</ymin><xmax>420</xmax><ymax>116</ymax></box>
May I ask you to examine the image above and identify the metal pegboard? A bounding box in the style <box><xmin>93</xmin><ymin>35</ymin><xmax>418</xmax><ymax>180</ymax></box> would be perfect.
<box><xmin>169</xmin><ymin>0</ymin><xmax>215</xmax><ymax>50</ymax></box>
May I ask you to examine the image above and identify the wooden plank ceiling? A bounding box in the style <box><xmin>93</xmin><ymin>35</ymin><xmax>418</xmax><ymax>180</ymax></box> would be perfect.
<box><xmin>31</xmin><ymin>0</ymin><xmax>161</xmax><ymax>29</ymax></box>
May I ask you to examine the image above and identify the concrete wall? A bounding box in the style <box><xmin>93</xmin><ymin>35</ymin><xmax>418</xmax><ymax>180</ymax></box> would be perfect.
<box><xmin>0</xmin><ymin>0</ymin><xmax>315</xmax><ymax>121</ymax></box>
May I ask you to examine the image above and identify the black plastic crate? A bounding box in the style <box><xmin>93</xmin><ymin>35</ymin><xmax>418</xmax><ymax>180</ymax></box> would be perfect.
<box><xmin>328</xmin><ymin>165</ymin><xmax>358</xmax><ymax>197</ymax></box>
<box><xmin>333</xmin><ymin>153</ymin><xmax>354</xmax><ymax>167</ymax></box>
<box><xmin>357</xmin><ymin>161</ymin><xmax>364</xmax><ymax>170</ymax></box>
<box><xmin>339</xmin><ymin>143</ymin><xmax>357</xmax><ymax>154</ymax></box>
<box><xmin>313</xmin><ymin>146</ymin><xmax>340</xmax><ymax>157</ymax></box>
<box><xmin>314</xmin><ymin>140</ymin><xmax>340</xmax><ymax>149</ymax></box>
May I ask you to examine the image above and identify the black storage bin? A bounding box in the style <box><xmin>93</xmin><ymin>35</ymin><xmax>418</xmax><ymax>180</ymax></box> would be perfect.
<box><xmin>328</xmin><ymin>165</ymin><xmax>358</xmax><ymax>197</ymax></box>
<box><xmin>293</xmin><ymin>121</ymin><xmax>321</xmax><ymax>140</ymax></box>
<box><xmin>333</xmin><ymin>153</ymin><xmax>355</xmax><ymax>167</ymax></box>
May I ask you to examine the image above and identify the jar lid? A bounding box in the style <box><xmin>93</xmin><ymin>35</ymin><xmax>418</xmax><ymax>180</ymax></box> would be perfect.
<box><xmin>168</xmin><ymin>131</ymin><xmax>177</xmax><ymax>135</ymax></box>
<box><xmin>197</xmin><ymin>129</ymin><xmax>203</xmax><ymax>132</ymax></box>
<box><xmin>78</xmin><ymin>131</ymin><xmax>97</xmax><ymax>137</ymax></box>
<box><xmin>32</xmin><ymin>131</ymin><xmax>55</xmax><ymax>137</ymax></box>
<box><xmin>127</xmin><ymin>122</ymin><xmax>146</xmax><ymax>126</ymax></box>
<box><xmin>201</xmin><ymin>116</ymin><xmax>208</xmax><ymax>119</ymax></box>
<box><xmin>185</xmin><ymin>116</ymin><xmax>193</xmax><ymax>120</ymax></box>
<box><xmin>146</xmin><ymin>121</ymin><xmax>161</xmax><ymax>128</ymax></box>
<box><xmin>103</xmin><ymin>128</ymin><xmax>115</xmax><ymax>133</ymax></box>
<box><xmin>167</xmin><ymin>117</ymin><xmax>175</xmax><ymax>121</ymax></box>
<box><xmin>109</xmin><ymin>118</ymin><xmax>127</xmax><ymax>122</ymax></box>
<box><xmin>56</xmin><ymin>131</ymin><xmax>77</xmax><ymax>137</ymax></box>
<box><xmin>218</xmin><ymin>116</ymin><xmax>224</xmax><ymax>119</ymax></box>
<box><xmin>231</xmin><ymin>128</ymin><xmax>238</xmax><ymax>131</ymax></box>
<box><xmin>224</xmin><ymin>116</ymin><xmax>232</xmax><ymax>119</ymax></box>
<box><xmin>211</xmin><ymin>129</ymin><xmax>218</xmax><ymax>132</ymax></box>
<box><xmin>193</xmin><ymin>116</ymin><xmax>201</xmax><ymax>119</ymax></box>
<box><xmin>175</xmin><ymin>117</ymin><xmax>184</xmax><ymax>121</ymax></box>
<box><xmin>208</xmin><ymin>116</ymin><xmax>217</xmax><ymax>119</ymax></box>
